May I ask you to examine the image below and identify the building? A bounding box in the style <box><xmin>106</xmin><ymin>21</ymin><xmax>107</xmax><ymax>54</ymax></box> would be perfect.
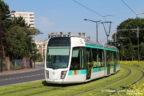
<box><xmin>35</xmin><ymin>39</ymin><xmax>48</xmax><ymax>60</ymax></box>
<box><xmin>10</xmin><ymin>11</ymin><xmax>35</xmax><ymax>28</ymax></box>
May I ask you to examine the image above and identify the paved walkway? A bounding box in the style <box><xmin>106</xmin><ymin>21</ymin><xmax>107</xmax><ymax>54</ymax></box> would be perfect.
<box><xmin>0</xmin><ymin>64</ymin><xmax>45</xmax><ymax>86</ymax></box>
<box><xmin>0</xmin><ymin>64</ymin><xmax>44</xmax><ymax>76</ymax></box>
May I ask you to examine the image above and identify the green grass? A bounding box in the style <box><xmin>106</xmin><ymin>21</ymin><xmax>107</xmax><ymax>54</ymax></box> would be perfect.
<box><xmin>0</xmin><ymin>62</ymin><xmax>144</xmax><ymax>96</ymax></box>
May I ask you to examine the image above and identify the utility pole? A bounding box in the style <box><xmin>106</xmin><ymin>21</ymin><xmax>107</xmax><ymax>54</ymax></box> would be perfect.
<box><xmin>116</xmin><ymin>28</ymin><xmax>144</xmax><ymax>61</ymax></box>
<box><xmin>137</xmin><ymin>27</ymin><xmax>140</xmax><ymax>61</ymax></box>
<box><xmin>114</xmin><ymin>32</ymin><xmax>117</xmax><ymax>46</ymax></box>
<box><xmin>101</xmin><ymin>21</ymin><xmax>112</xmax><ymax>43</ymax></box>
<box><xmin>96</xmin><ymin>22</ymin><xmax>99</xmax><ymax>42</ymax></box>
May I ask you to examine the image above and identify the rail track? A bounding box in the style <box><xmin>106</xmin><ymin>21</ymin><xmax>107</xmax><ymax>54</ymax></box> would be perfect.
<box><xmin>109</xmin><ymin>69</ymin><xmax>144</xmax><ymax>96</ymax></box>
<box><xmin>72</xmin><ymin>66</ymin><xmax>132</xmax><ymax>96</ymax></box>
<box><xmin>0</xmin><ymin>64</ymin><xmax>144</xmax><ymax>96</ymax></box>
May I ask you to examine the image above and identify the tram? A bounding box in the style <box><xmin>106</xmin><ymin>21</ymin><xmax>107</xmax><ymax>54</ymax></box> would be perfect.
<box><xmin>45</xmin><ymin>32</ymin><xmax>120</xmax><ymax>84</ymax></box>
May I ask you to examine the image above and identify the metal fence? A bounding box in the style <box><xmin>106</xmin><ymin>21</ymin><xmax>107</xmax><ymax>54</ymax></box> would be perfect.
<box><xmin>0</xmin><ymin>59</ymin><xmax>6</xmax><ymax>70</ymax></box>
<box><xmin>10</xmin><ymin>59</ymin><xmax>24</xmax><ymax>69</ymax></box>
<box><xmin>26</xmin><ymin>58</ymin><xmax>31</xmax><ymax>68</ymax></box>
<box><xmin>0</xmin><ymin>58</ymin><xmax>31</xmax><ymax>71</ymax></box>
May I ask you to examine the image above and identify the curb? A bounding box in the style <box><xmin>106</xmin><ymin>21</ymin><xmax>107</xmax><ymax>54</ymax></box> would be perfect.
<box><xmin>0</xmin><ymin>67</ymin><xmax>44</xmax><ymax>76</ymax></box>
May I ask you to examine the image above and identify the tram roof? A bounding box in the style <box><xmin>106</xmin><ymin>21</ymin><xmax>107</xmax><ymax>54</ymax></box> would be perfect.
<box><xmin>85</xmin><ymin>39</ymin><xmax>119</xmax><ymax>52</ymax></box>
<box><xmin>85</xmin><ymin>40</ymin><xmax>104</xmax><ymax>47</ymax></box>
<box><xmin>104</xmin><ymin>44</ymin><xmax>118</xmax><ymax>50</ymax></box>
<box><xmin>48</xmin><ymin>34</ymin><xmax>119</xmax><ymax>52</ymax></box>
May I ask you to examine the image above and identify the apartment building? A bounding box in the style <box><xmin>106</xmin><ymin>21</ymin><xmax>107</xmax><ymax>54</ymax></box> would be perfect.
<box><xmin>35</xmin><ymin>39</ymin><xmax>48</xmax><ymax>60</ymax></box>
<box><xmin>10</xmin><ymin>11</ymin><xmax>35</xmax><ymax>28</ymax></box>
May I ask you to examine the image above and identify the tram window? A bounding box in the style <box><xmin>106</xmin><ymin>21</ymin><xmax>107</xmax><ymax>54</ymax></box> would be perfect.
<box><xmin>107</xmin><ymin>51</ymin><xmax>115</xmax><ymax>66</ymax></box>
<box><xmin>92</xmin><ymin>49</ymin><xmax>104</xmax><ymax>68</ymax></box>
<box><xmin>92</xmin><ymin>49</ymin><xmax>97</xmax><ymax>67</ymax></box>
<box><xmin>111</xmin><ymin>52</ymin><xmax>114</xmax><ymax>65</ymax></box>
<box><xmin>48</xmin><ymin>37</ymin><xmax>70</xmax><ymax>46</ymax></box>
<box><xmin>86</xmin><ymin>48</ymin><xmax>93</xmax><ymax>65</ymax></box>
<box><xmin>114</xmin><ymin>52</ymin><xmax>117</xmax><ymax>66</ymax></box>
<box><xmin>106</xmin><ymin>51</ymin><xmax>111</xmax><ymax>66</ymax></box>
<box><xmin>98</xmin><ymin>49</ymin><xmax>104</xmax><ymax>67</ymax></box>
<box><xmin>46</xmin><ymin>46</ymin><xmax>70</xmax><ymax>69</ymax></box>
<box><xmin>116</xmin><ymin>52</ymin><xmax>119</xmax><ymax>64</ymax></box>
<box><xmin>70</xmin><ymin>47</ymin><xmax>85</xmax><ymax>70</ymax></box>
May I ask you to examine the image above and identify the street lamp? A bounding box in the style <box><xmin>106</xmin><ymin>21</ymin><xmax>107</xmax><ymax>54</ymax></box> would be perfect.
<box><xmin>84</xmin><ymin>18</ymin><xmax>101</xmax><ymax>42</ymax></box>
<box><xmin>102</xmin><ymin>15</ymin><xmax>112</xmax><ymax>21</ymax></box>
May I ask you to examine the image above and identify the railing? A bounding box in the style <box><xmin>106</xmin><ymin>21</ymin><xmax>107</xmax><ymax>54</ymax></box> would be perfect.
<box><xmin>0</xmin><ymin>58</ymin><xmax>32</xmax><ymax>71</ymax></box>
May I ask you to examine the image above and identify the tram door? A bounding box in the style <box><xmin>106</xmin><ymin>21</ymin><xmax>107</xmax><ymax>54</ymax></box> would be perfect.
<box><xmin>107</xmin><ymin>51</ymin><xmax>111</xmax><ymax>75</ymax></box>
<box><xmin>114</xmin><ymin>52</ymin><xmax>116</xmax><ymax>72</ymax></box>
<box><xmin>86</xmin><ymin>48</ymin><xmax>92</xmax><ymax>80</ymax></box>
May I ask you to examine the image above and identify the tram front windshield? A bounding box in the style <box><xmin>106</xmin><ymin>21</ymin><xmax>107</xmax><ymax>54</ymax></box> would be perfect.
<box><xmin>47</xmin><ymin>47</ymin><xmax>70</xmax><ymax>69</ymax></box>
<box><xmin>46</xmin><ymin>37</ymin><xmax>70</xmax><ymax>69</ymax></box>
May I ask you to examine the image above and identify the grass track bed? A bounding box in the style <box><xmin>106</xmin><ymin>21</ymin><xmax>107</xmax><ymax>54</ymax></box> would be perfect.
<box><xmin>0</xmin><ymin>63</ymin><xmax>144</xmax><ymax>96</ymax></box>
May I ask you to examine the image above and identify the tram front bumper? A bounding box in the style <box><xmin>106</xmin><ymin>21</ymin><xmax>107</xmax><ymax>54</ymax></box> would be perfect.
<box><xmin>45</xmin><ymin>79</ymin><xmax>65</xmax><ymax>84</ymax></box>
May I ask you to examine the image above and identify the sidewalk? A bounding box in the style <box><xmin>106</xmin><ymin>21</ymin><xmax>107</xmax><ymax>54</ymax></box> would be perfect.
<box><xmin>0</xmin><ymin>64</ymin><xmax>44</xmax><ymax>76</ymax></box>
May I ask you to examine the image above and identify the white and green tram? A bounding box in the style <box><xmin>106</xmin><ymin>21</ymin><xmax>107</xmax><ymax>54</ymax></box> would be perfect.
<box><xmin>45</xmin><ymin>36</ymin><xmax>120</xmax><ymax>84</ymax></box>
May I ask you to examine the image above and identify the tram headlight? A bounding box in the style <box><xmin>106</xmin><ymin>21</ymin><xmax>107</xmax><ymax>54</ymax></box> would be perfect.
<box><xmin>46</xmin><ymin>70</ymin><xmax>49</xmax><ymax>79</ymax></box>
<box><xmin>61</xmin><ymin>71</ymin><xmax>67</xmax><ymax>79</ymax></box>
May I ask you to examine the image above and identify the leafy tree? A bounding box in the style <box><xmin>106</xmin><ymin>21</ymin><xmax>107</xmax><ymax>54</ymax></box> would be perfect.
<box><xmin>140</xmin><ymin>42</ymin><xmax>144</xmax><ymax>60</ymax></box>
<box><xmin>0</xmin><ymin>0</ymin><xmax>9</xmax><ymax>19</ymax></box>
<box><xmin>112</xmin><ymin>18</ymin><xmax>144</xmax><ymax>60</ymax></box>
<box><xmin>11</xmin><ymin>17</ymin><xmax>27</xmax><ymax>27</ymax></box>
<box><xmin>120</xmin><ymin>44</ymin><xmax>125</xmax><ymax>60</ymax></box>
<box><xmin>115</xmin><ymin>18</ymin><xmax>144</xmax><ymax>48</ymax></box>
<box><xmin>0</xmin><ymin>0</ymin><xmax>41</xmax><ymax>71</ymax></box>
<box><xmin>0</xmin><ymin>0</ymin><xmax>10</xmax><ymax>72</ymax></box>
<box><xmin>6</xmin><ymin>18</ymin><xmax>41</xmax><ymax>59</ymax></box>
<box><xmin>127</xmin><ymin>39</ymin><xmax>135</xmax><ymax>60</ymax></box>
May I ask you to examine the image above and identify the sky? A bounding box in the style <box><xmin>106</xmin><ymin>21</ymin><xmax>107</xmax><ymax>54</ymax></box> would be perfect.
<box><xmin>4</xmin><ymin>0</ymin><xmax>144</xmax><ymax>44</ymax></box>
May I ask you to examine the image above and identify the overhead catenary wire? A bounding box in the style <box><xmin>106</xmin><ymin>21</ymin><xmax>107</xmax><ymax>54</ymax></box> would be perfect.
<box><xmin>115</xmin><ymin>28</ymin><xmax>144</xmax><ymax>31</ymax></box>
<box><xmin>72</xmin><ymin>0</ymin><xmax>112</xmax><ymax>43</ymax></box>
<box><xmin>120</xmin><ymin>0</ymin><xmax>137</xmax><ymax>16</ymax></box>
<box><xmin>72</xmin><ymin>0</ymin><xmax>103</xmax><ymax>18</ymax></box>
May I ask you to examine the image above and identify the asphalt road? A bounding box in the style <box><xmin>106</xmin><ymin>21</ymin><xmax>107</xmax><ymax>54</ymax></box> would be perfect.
<box><xmin>0</xmin><ymin>65</ymin><xmax>45</xmax><ymax>86</ymax></box>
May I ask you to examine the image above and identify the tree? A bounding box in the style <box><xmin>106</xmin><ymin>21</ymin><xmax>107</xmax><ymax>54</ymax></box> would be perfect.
<box><xmin>0</xmin><ymin>0</ymin><xmax>41</xmax><ymax>71</ymax></box>
<box><xmin>115</xmin><ymin>18</ymin><xmax>144</xmax><ymax>48</ymax></box>
<box><xmin>140</xmin><ymin>42</ymin><xmax>144</xmax><ymax>60</ymax></box>
<box><xmin>112</xmin><ymin>18</ymin><xmax>144</xmax><ymax>60</ymax></box>
<box><xmin>127</xmin><ymin>39</ymin><xmax>135</xmax><ymax>60</ymax></box>
<box><xmin>6</xmin><ymin>18</ymin><xmax>41</xmax><ymax>59</ymax></box>
<box><xmin>0</xmin><ymin>0</ymin><xmax>10</xmax><ymax>72</ymax></box>
<box><xmin>120</xmin><ymin>44</ymin><xmax>125</xmax><ymax>60</ymax></box>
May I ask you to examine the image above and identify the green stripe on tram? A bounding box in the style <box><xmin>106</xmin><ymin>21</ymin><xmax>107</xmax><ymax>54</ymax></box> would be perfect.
<box><xmin>116</xmin><ymin>64</ymin><xmax>120</xmax><ymax>68</ymax></box>
<box><xmin>86</xmin><ymin>45</ymin><xmax>119</xmax><ymax>52</ymax></box>
<box><xmin>86</xmin><ymin>45</ymin><xmax>104</xmax><ymax>49</ymax></box>
<box><xmin>68</xmin><ymin>70</ymin><xmax>87</xmax><ymax>76</ymax></box>
<box><xmin>93</xmin><ymin>68</ymin><xmax>99</xmax><ymax>72</ymax></box>
<box><xmin>105</xmin><ymin>67</ymin><xmax>108</xmax><ymax>70</ymax></box>
<box><xmin>105</xmin><ymin>48</ymin><xmax>119</xmax><ymax>52</ymax></box>
<box><xmin>81</xmin><ymin>70</ymin><xmax>87</xmax><ymax>74</ymax></box>
<box><xmin>68</xmin><ymin>67</ymin><xmax>106</xmax><ymax>76</ymax></box>
<box><xmin>111</xmin><ymin>65</ymin><xmax>114</xmax><ymax>68</ymax></box>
